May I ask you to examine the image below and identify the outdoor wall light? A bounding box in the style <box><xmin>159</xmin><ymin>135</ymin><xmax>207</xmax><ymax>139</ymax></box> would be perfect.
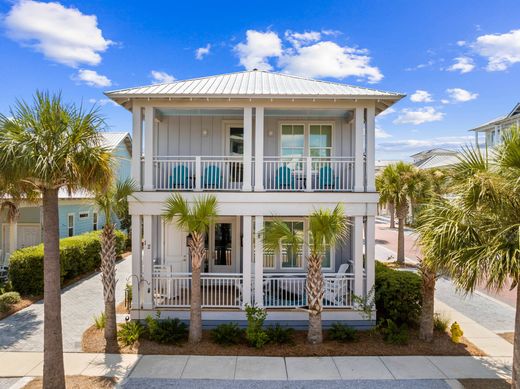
<box><xmin>202</xmin><ymin>129</ymin><xmax>208</xmax><ymax>136</ymax></box>
<box><xmin>268</xmin><ymin>130</ymin><xmax>274</xmax><ymax>136</ymax></box>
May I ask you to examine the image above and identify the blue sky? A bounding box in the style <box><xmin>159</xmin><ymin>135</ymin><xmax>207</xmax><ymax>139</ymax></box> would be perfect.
<box><xmin>1</xmin><ymin>0</ymin><xmax>520</xmax><ymax>160</ymax></box>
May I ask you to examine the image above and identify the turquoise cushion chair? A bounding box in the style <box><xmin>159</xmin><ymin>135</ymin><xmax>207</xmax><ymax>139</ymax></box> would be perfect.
<box><xmin>169</xmin><ymin>164</ymin><xmax>189</xmax><ymax>189</ymax></box>
<box><xmin>318</xmin><ymin>165</ymin><xmax>337</xmax><ymax>189</ymax></box>
<box><xmin>276</xmin><ymin>165</ymin><xmax>295</xmax><ymax>189</ymax></box>
<box><xmin>202</xmin><ymin>165</ymin><xmax>222</xmax><ymax>188</ymax></box>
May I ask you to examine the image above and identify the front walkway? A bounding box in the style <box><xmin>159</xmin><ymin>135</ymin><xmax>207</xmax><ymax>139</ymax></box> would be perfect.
<box><xmin>0</xmin><ymin>256</ymin><xmax>132</xmax><ymax>352</ymax></box>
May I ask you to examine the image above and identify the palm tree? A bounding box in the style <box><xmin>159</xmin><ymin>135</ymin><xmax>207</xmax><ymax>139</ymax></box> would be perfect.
<box><xmin>0</xmin><ymin>92</ymin><xmax>112</xmax><ymax>389</ymax></box>
<box><xmin>94</xmin><ymin>178</ymin><xmax>136</xmax><ymax>351</ymax></box>
<box><xmin>162</xmin><ymin>193</ymin><xmax>218</xmax><ymax>343</ymax></box>
<box><xmin>416</xmin><ymin>127</ymin><xmax>520</xmax><ymax>388</ymax></box>
<box><xmin>376</xmin><ymin>167</ymin><xmax>397</xmax><ymax>229</ymax></box>
<box><xmin>263</xmin><ymin>205</ymin><xmax>349</xmax><ymax>344</ymax></box>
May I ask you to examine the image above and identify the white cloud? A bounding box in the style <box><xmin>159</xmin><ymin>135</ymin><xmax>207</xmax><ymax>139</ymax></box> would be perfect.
<box><xmin>195</xmin><ymin>44</ymin><xmax>211</xmax><ymax>60</ymax></box>
<box><xmin>456</xmin><ymin>40</ymin><xmax>467</xmax><ymax>47</ymax></box>
<box><xmin>447</xmin><ymin>56</ymin><xmax>475</xmax><ymax>73</ymax></box>
<box><xmin>150</xmin><ymin>70</ymin><xmax>175</xmax><ymax>84</ymax></box>
<box><xmin>377</xmin><ymin>135</ymin><xmax>473</xmax><ymax>153</ymax></box>
<box><xmin>4</xmin><ymin>0</ymin><xmax>112</xmax><ymax>67</ymax></box>
<box><xmin>394</xmin><ymin>107</ymin><xmax>445</xmax><ymax>125</ymax></box>
<box><xmin>441</xmin><ymin>99</ymin><xmax>450</xmax><ymax>104</ymax></box>
<box><xmin>377</xmin><ymin>107</ymin><xmax>395</xmax><ymax>117</ymax></box>
<box><xmin>235</xmin><ymin>30</ymin><xmax>282</xmax><ymax>70</ymax></box>
<box><xmin>410</xmin><ymin>90</ymin><xmax>433</xmax><ymax>103</ymax></box>
<box><xmin>473</xmin><ymin>29</ymin><xmax>520</xmax><ymax>71</ymax></box>
<box><xmin>375</xmin><ymin>127</ymin><xmax>392</xmax><ymax>139</ymax></box>
<box><xmin>284</xmin><ymin>30</ymin><xmax>321</xmax><ymax>47</ymax></box>
<box><xmin>88</xmin><ymin>98</ymin><xmax>117</xmax><ymax>107</ymax></box>
<box><xmin>446</xmin><ymin>88</ymin><xmax>478</xmax><ymax>103</ymax></box>
<box><xmin>73</xmin><ymin>69</ymin><xmax>111</xmax><ymax>87</ymax></box>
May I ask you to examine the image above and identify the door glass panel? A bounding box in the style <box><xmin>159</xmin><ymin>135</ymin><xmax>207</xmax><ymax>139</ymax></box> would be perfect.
<box><xmin>214</xmin><ymin>223</ymin><xmax>232</xmax><ymax>266</ymax></box>
<box><xmin>281</xmin><ymin>124</ymin><xmax>304</xmax><ymax>157</ymax></box>
<box><xmin>229</xmin><ymin>127</ymin><xmax>244</xmax><ymax>155</ymax></box>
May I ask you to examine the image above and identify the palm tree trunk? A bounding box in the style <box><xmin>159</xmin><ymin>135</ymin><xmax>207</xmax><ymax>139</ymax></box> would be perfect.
<box><xmin>188</xmin><ymin>232</ymin><xmax>205</xmax><ymax>344</ymax></box>
<box><xmin>389</xmin><ymin>202</ymin><xmax>395</xmax><ymax>229</ymax></box>
<box><xmin>42</xmin><ymin>188</ymin><xmax>65</xmax><ymax>389</ymax></box>
<box><xmin>419</xmin><ymin>265</ymin><xmax>436</xmax><ymax>342</ymax></box>
<box><xmin>101</xmin><ymin>223</ymin><xmax>117</xmax><ymax>352</ymax></box>
<box><xmin>512</xmin><ymin>283</ymin><xmax>520</xmax><ymax>389</ymax></box>
<box><xmin>396</xmin><ymin>203</ymin><xmax>408</xmax><ymax>264</ymax></box>
<box><xmin>306</xmin><ymin>253</ymin><xmax>324</xmax><ymax>344</ymax></box>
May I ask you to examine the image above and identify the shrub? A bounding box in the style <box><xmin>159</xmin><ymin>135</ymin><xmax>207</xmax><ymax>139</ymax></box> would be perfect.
<box><xmin>433</xmin><ymin>313</ymin><xmax>450</xmax><ymax>333</ymax></box>
<box><xmin>145</xmin><ymin>313</ymin><xmax>187</xmax><ymax>344</ymax></box>
<box><xmin>245</xmin><ymin>304</ymin><xmax>269</xmax><ymax>348</ymax></box>
<box><xmin>211</xmin><ymin>323</ymin><xmax>244</xmax><ymax>345</ymax></box>
<box><xmin>379</xmin><ymin>319</ymin><xmax>409</xmax><ymax>345</ymax></box>
<box><xmin>266</xmin><ymin>324</ymin><xmax>294</xmax><ymax>345</ymax></box>
<box><xmin>125</xmin><ymin>283</ymin><xmax>132</xmax><ymax>309</ymax></box>
<box><xmin>0</xmin><ymin>281</ymin><xmax>13</xmax><ymax>295</ymax></box>
<box><xmin>93</xmin><ymin>312</ymin><xmax>106</xmax><ymax>329</ymax></box>
<box><xmin>117</xmin><ymin>321</ymin><xmax>144</xmax><ymax>346</ymax></box>
<box><xmin>328</xmin><ymin>323</ymin><xmax>358</xmax><ymax>342</ymax></box>
<box><xmin>9</xmin><ymin>230</ymin><xmax>126</xmax><ymax>295</ymax></box>
<box><xmin>0</xmin><ymin>291</ymin><xmax>21</xmax><ymax>312</ymax></box>
<box><xmin>375</xmin><ymin>261</ymin><xmax>422</xmax><ymax>326</ymax></box>
<box><xmin>450</xmin><ymin>322</ymin><xmax>463</xmax><ymax>343</ymax></box>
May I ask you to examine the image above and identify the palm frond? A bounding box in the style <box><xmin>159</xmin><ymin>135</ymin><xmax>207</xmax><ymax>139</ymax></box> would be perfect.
<box><xmin>162</xmin><ymin>194</ymin><xmax>218</xmax><ymax>234</ymax></box>
<box><xmin>262</xmin><ymin>218</ymin><xmax>304</xmax><ymax>254</ymax></box>
<box><xmin>309</xmin><ymin>205</ymin><xmax>349</xmax><ymax>254</ymax></box>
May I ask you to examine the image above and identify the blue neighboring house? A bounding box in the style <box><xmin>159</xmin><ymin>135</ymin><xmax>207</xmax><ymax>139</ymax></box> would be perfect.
<box><xmin>0</xmin><ymin>132</ymin><xmax>132</xmax><ymax>258</ymax></box>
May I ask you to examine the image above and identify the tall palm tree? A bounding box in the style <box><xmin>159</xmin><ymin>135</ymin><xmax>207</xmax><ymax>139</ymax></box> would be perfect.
<box><xmin>416</xmin><ymin>127</ymin><xmax>520</xmax><ymax>388</ymax></box>
<box><xmin>94</xmin><ymin>178</ymin><xmax>136</xmax><ymax>351</ymax></box>
<box><xmin>0</xmin><ymin>92</ymin><xmax>112</xmax><ymax>389</ymax></box>
<box><xmin>162</xmin><ymin>193</ymin><xmax>218</xmax><ymax>343</ymax></box>
<box><xmin>263</xmin><ymin>205</ymin><xmax>349</xmax><ymax>344</ymax></box>
<box><xmin>376</xmin><ymin>167</ymin><xmax>398</xmax><ymax>229</ymax></box>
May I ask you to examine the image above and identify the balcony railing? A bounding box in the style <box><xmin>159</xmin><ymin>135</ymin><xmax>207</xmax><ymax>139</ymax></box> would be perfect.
<box><xmin>149</xmin><ymin>155</ymin><xmax>354</xmax><ymax>192</ymax></box>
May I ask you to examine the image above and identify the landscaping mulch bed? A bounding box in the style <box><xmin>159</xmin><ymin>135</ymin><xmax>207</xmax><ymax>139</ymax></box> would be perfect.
<box><xmin>24</xmin><ymin>376</ymin><xmax>115</xmax><ymax>389</ymax></box>
<box><xmin>116</xmin><ymin>301</ymin><xmax>129</xmax><ymax>315</ymax></box>
<box><xmin>459</xmin><ymin>378</ymin><xmax>511</xmax><ymax>389</ymax></box>
<box><xmin>82</xmin><ymin>325</ymin><xmax>483</xmax><ymax>357</ymax></box>
<box><xmin>0</xmin><ymin>296</ymin><xmax>40</xmax><ymax>320</ymax></box>
<box><xmin>498</xmin><ymin>332</ymin><xmax>514</xmax><ymax>344</ymax></box>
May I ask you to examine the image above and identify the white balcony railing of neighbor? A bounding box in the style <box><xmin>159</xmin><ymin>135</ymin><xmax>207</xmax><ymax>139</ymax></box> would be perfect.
<box><xmin>153</xmin><ymin>156</ymin><xmax>244</xmax><ymax>191</ymax></box>
<box><xmin>152</xmin><ymin>265</ymin><xmax>243</xmax><ymax>308</ymax></box>
<box><xmin>263</xmin><ymin>156</ymin><xmax>355</xmax><ymax>192</ymax></box>
<box><xmin>262</xmin><ymin>273</ymin><xmax>355</xmax><ymax>308</ymax></box>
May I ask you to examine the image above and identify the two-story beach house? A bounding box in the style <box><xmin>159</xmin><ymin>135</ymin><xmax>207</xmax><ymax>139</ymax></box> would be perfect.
<box><xmin>472</xmin><ymin>102</ymin><xmax>520</xmax><ymax>148</ymax></box>
<box><xmin>106</xmin><ymin>70</ymin><xmax>404</xmax><ymax>327</ymax></box>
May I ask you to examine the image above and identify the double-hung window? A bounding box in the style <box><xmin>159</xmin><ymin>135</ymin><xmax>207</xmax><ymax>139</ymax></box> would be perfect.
<box><xmin>281</xmin><ymin>123</ymin><xmax>333</xmax><ymax>159</ymax></box>
<box><xmin>281</xmin><ymin>124</ymin><xmax>305</xmax><ymax>158</ymax></box>
<box><xmin>263</xmin><ymin>220</ymin><xmax>304</xmax><ymax>269</ymax></box>
<box><xmin>309</xmin><ymin>124</ymin><xmax>332</xmax><ymax>157</ymax></box>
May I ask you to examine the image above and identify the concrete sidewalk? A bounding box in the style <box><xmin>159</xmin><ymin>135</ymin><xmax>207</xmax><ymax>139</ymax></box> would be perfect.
<box><xmin>0</xmin><ymin>353</ymin><xmax>512</xmax><ymax>385</ymax></box>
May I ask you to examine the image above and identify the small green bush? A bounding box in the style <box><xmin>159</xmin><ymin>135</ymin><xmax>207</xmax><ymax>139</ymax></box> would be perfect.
<box><xmin>0</xmin><ymin>291</ymin><xmax>21</xmax><ymax>312</ymax></box>
<box><xmin>145</xmin><ymin>313</ymin><xmax>187</xmax><ymax>344</ymax></box>
<box><xmin>433</xmin><ymin>313</ymin><xmax>450</xmax><ymax>333</ymax></box>
<box><xmin>0</xmin><ymin>281</ymin><xmax>13</xmax><ymax>295</ymax></box>
<box><xmin>375</xmin><ymin>261</ymin><xmax>422</xmax><ymax>326</ymax></box>
<box><xmin>9</xmin><ymin>230</ymin><xmax>126</xmax><ymax>295</ymax></box>
<box><xmin>211</xmin><ymin>323</ymin><xmax>244</xmax><ymax>345</ymax></box>
<box><xmin>245</xmin><ymin>304</ymin><xmax>269</xmax><ymax>348</ymax></box>
<box><xmin>93</xmin><ymin>312</ymin><xmax>106</xmax><ymax>329</ymax></box>
<box><xmin>266</xmin><ymin>324</ymin><xmax>294</xmax><ymax>345</ymax></box>
<box><xmin>328</xmin><ymin>323</ymin><xmax>358</xmax><ymax>342</ymax></box>
<box><xmin>379</xmin><ymin>319</ymin><xmax>409</xmax><ymax>345</ymax></box>
<box><xmin>117</xmin><ymin>321</ymin><xmax>144</xmax><ymax>346</ymax></box>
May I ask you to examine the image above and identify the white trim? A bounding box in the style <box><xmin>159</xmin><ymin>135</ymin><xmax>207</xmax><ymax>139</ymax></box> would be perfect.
<box><xmin>92</xmin><ymin>212</ymin><xmax>98</xmax><ymax>231</ymax></box>
<box><xmin>278</xmin><ymin>120</ymin><xmax>335</xmax><ymax>158</ymax></box>
<box><xmin>222</xmin><ymin>119</ymin><xmax>244</xmax><ymax>156</ymax></box>
<box><xmin>208</xmin><ymin>216</ymin><xmax>238</xmax><ymax>273</ymax></box>
<box><xmin>67</xmin><ymin>213</ymin><xmax>75</xmax><ymax>237</ymax></box>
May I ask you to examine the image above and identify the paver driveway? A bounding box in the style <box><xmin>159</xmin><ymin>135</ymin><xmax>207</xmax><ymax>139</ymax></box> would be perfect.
<box><xmin>0</xmin><ymin>256</ymin><xmax>132</xmax><ymax>352</ymax></box>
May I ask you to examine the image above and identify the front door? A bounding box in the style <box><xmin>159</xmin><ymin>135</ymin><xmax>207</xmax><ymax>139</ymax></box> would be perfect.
<box><xmin>163</xmin><ymin>221</ymin><xmax>188</xmax><ymax>272</ymax></box>
<box><xmin>208</xmin><ymin>219</ymin><xmax>235</xmax><ymax>273</ymax></box>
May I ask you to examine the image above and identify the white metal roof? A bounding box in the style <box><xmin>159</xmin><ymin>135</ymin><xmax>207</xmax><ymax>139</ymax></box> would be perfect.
<box><xmin>105</xmin><ymin>70</ymin><xmax>404</xmax><ymax>100</ymax></box>
<box><xmin>415</xmin><ymin>154</ymin><xmax>460</xmax><ymax>170</ymax></box>
<box><xmin>471</xmin><ymin>102</ymin><xmax>520</xmax><ymax>132</ymax></box>
<box><xmin>100</xmin><ymin>132</ymin><xmax>130</xmax><ymax>150</ymax></box>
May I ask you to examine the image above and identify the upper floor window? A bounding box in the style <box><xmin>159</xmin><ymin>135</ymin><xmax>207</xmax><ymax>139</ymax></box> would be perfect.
<box><xmin>281</xmin><ymin>124</ymin><xmax>305</xmax><ymax>157</ymax></box>
<box><xmin>309</xmin><ymin>124</ymin><xmax>332</xmax><ymax>157</ymax></box>
<box><xmin>281</xmin><ymin>123</ymin><xmax>333</xmax><ymax>158</ymax></box>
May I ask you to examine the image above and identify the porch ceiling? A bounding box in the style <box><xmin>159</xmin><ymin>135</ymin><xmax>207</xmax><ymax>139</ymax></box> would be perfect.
<box><xmin>156</xmin><ymin>108</ymin><xmax>354</xmax><ymax>118</ymax></box>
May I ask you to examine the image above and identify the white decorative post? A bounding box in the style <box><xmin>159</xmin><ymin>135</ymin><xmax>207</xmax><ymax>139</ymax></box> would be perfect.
<box><xmin>143</xmin><ymin>106</ymin><xmax>155</xmax><ymax>191</ymax></box>
<box><xmin>195</xmin><ymin>156</ymin><xmax>202</xmax><ymax>191</ymax></box>
<box><xmin>474</xmin><ymin>131</ymin><xmax>479</xmax><ymax>148</ymax></box>
<box><xmin>142</xmin><ymin>215</ymin><xmax>153</xmax><ymax>309</ymax></box>
<box><xmin>352</xmin><ymin>216</ymin><xmax>364</xmax><ymax>298</ymax></box>
<box><xmin>254</xmin><ymin>107</ymin><xmax>265</xmax><ymax>191</ymax></box>
<box><xmin>365</xmin><ymin>216</ymin><xmax>375</xmax><ymax>298</ymax></box>
<box><xmin>365</xmin><ymin>105</ymin><xmax>376</xmax><ymax>192</ymax></box>
<box><xmin>305</xmin><ymin>156</ymin><xmax>313</xmax><ymax>192</ymax></box>
<box><xmin>354</xmin><ymin>107</ymin><xmax>364</xmax><ymax>192</ymax></box>
<box><xmin>242</xmin><ymin>216</ymin><xmax>252</xmax><ymax>308</ymax></box>
<box><xmin>8</xmin><ymin>221</ymin><xmax>17</xmax><ymax>254</ymax></box>
<box><xmin>254</xmin><ymin>215</ymin><xmax>264</xmax><ymax>307</ymax></box>
<box><xmin>131</xmin><ymin>214</ymin><xmax>141</xmax><ymax>310</ymax></box>
<box><xmin>131</xmin><ymin>105</ymin><xmax>142</xmax><ymax>189</ymax></box>
<box><xmin>243</xmin><ymin>107</ymin><xmax>253</xmax><ymax>191</ymax></box>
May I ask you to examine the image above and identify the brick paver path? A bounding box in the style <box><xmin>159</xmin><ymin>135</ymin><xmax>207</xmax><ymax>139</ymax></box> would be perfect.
<box><xmin>0</xmin><ymin>257</ymin><xmax>131</xmax><ymax>352</ymax></box>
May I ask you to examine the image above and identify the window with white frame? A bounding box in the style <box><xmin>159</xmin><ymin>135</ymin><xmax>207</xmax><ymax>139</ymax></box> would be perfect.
<box><xmin>309</xmin><ymin>232</ymin><xmax>334</xmax><ymax>270</ymax></box>
<box><xmin>79</xmin><ymin>212</ymin><xmax>89</xmax><ymax>219</ymax></box>
<box><xmin>281</xmin><ymin>124</ymin><xmax>305</xmax><ymax>158</ymax></box>
<box><xmin>93</xmin><ymin>212</ymin><xmax>98</xmax><ymax>231</ymax></box>
<box><xmin>67</xmin><ymin>214</ymin><xmax>74</xmax><ymax>237</ymax></box>
<box><xmin>263</xmin><ymin>220</ymin><xmax>304</xmax><ymax>269</ymax></box>
<box><xmin>309</xmin><ymin>124</ymin><xmax>332</xmax><ymax>157</ymax></box>
<box><xmin>280</xmin><ymin>123</ymin><xmax>333</xmax><ymax>159</ymax></box>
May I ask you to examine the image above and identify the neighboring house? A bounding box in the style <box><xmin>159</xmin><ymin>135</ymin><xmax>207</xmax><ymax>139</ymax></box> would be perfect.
<box><xmin>105</xmin><ymin>70</ymin><xmax>404</xmax><ymax>327</ymax></box>
<box><xmin>411</xmin><ymin>148</ymin><xmax>460</xmax><ymax>170</ymax></box>
<box><xmin>0</xmin><ymin>132</ymin><xmax>132</xmax><ymax>258</ymax></box>
<box><xmin>471</xmin><ymin>102</ymin><xmax>520</xmax><ymax>148</ymax></box>
<box><xmin>375</xmin><ymin>159</ymin><xmax>399</xmax><ymax>174</ymax></box>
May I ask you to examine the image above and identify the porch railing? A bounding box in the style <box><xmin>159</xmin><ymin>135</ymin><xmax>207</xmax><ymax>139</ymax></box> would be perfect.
<box><xmin>152</xmin><ymin>265</ymin><xmax>243</xmax><ymax>308</ymax></box>
<box><xmin>262</xmin><ymin>273</ymin><xmax>355</xmax><ymax>308</ymax></box>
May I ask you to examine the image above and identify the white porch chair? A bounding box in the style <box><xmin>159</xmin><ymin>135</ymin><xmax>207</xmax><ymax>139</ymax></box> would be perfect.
<box><xmin>323</xmin><ymin>263</ymin><xmax>351</xmax><ymax>306</ymax></box>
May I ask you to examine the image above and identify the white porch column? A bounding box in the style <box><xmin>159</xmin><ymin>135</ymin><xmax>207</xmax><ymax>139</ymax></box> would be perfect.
<box><xmin>243</xmin><ymin>107</ymin><xmax>253</xmax><ymax>191</ymax></box>
<box><xmin>131</xmin><ymin>214</ymin><xmax>141</xmax><ymax>310</ymax></box>
<box><xmin>354</xmin><ymin>107</ymin><xmax>364</xmax><ymax>192</ymax></box>
<box><xmin>242</xmin><ymin>215</ymin><xmax>252</xmax><ymax>307</ymax></box>
<box><xmin>8</xmin><ymin>221</ymin><xmax>17</xmax><ymax>254</ymax></box>
<box><xmin>366</xmin><ymin>105</ymin><xmax>376</xmax><ymax>192</ymax></box>
<box><xmin>131</xmin><ymin>105</ymin><xmax>142</xmax><ymax>189</ymax></box>
<box><xmin>365</xmin><ymin>216</ymin><xmax>375</xmax><ymax>297</ymax></box>
<box><xmin>254</xmin><ymin>107</ymin><xmax>264</xmax><ymax>191</ymax></box>
<box><xmin>142</xmin><ymin>215</ymin><xmax>153</xmax><ymax>309</ymax></box>
<box><xmin>352</xmin><ymin>216</ymin><xmax>364</xmax><ymax>298</ymax></box>
<box><xmin>143</xmin><ymin>106</ymin><xmax>155</xmax><ymax>191</ymax></box>
<box><xmin>474</xmin><ymin>131</ymin><xmax>479</xmax><ymax>148</ymax></box>
<box><xmin>254</xmin><ymin>215</ymin><xmax>264</xmax><ymax>307</ymax></box>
